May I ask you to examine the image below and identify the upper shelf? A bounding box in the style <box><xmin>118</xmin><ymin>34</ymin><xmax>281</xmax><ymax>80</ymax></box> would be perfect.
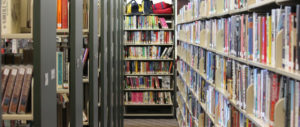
<box><xmin>176</xmin><ymin>0</ymin><xmax>299</xmax><ymax>25</ymax></box>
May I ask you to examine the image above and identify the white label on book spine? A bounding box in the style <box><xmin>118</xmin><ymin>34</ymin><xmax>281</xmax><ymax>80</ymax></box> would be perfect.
<box><xmin>11</xmin><ymin>69</ymin><xmax>17</xmax><ymax>76</ymax></box>
<box><xmin>12</xmin><ymin>39</ymin><xmax>18</xmax><ymax>53</ymax></box>
<box><xmin>19</xmin><ymin>68</ymin><xmax>25</xmax><ymax>75</ymax></box>
<box><xmin>27</xmin><ymin>68</ymin><xmax>32</xmax><ymax>74</ymax></box>
<box><xmin>4</xmin><ymin>69</ymin><xmax>9</xmax><ymax>75</ymax></box>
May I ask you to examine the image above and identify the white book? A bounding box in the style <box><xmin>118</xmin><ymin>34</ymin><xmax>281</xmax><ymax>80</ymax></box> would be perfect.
<box><xmin>271</xmin><ymin>9</ymin><xmax>276</xmax><ymax>67</ymax></box>
<box><xmin>253</xmin><ymin>13</ymin><xmax>257</xmax><ymax>62</ymax></box>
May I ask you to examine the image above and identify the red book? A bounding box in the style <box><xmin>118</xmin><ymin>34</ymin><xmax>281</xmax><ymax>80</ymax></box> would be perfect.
<box><xmin>61</xmin><ymin>0</ymin><xmax>68</xmax><ymax>28</ymax></box>
<box><xmin>263</xmin><ymin>17</ymin><xmax>267</xmax><ymax>63</ymax></box>
<box><xmin>270</xmin><ymin>74</ymin><xmax>279</xmax><ymax>127</ymax></box>
<box><xmin>136</xmin><ymin>78</ymin><xmax>139</xmax><ymax>88</ymax></box>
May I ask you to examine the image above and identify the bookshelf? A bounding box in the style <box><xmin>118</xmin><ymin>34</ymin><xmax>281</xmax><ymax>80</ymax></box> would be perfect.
<box><xmin>123</xmin><ymin>0</ymin><xmax>176</xmax><ymax>117</ymax></box>
<box><xmin>176</xmin><ymin>0</ymin><xmax>300</xmax><ymax>127</ymax></box>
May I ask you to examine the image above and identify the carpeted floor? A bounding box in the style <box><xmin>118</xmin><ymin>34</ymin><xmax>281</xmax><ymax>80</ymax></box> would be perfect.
<box><xmin>124</xmin><ymin>119</ymin><xmax>178</xmax><ymax>127</ymax></box>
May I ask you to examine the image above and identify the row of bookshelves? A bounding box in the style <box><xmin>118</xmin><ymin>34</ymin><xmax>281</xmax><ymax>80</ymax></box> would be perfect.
<box><xmin>177</xmin><ymin>71</ymin><xmax>219</xmax><ymax>127</ymax></box>
<box><xmin>178</xmin><ymin>38</ymin><xmax>300</xmax><ymax>81</ymax></box>
<box><xmin>177</xmin><ymin>0</ymin><xmax>298</xmax><ymax>25</ymax></box>
<box><xmin>177</xmin><ymin>53</ymin><xmax>296</xmax><ymax>127</ymax></box>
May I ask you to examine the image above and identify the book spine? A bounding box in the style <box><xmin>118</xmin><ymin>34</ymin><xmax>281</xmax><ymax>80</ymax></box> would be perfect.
<box><xmin>18</xmin><ymin>66</ymin><xmax>33</xmax><ymax>113</ymax></box>
<box><xmin>2</xmin><ymin>68</ymin><xmax>18</xmax><ymax>113</ymax></box>
<box><xmin>57</xmin><ymin>0</ymin><xmax>62</xmax><ymax>29</ymax></box>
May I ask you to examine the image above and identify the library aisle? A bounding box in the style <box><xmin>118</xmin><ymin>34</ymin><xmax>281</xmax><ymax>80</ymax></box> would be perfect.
<box><xmin>124</xmin><ymin>119</ymin><xmax>178</xmax><ymax>127</ymax></box>
<box><xmin>2</xmin><ymin>0</ymin><xmax>300</xmax><ymax>126</ymax></box>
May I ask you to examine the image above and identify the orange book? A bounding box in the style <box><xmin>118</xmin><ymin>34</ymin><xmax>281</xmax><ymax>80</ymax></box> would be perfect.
<box><xmin>57</xmin><ymin>0</ymin><xmax>62</xmax><ymax>29</ymax></box>
<box><xmin>169</xmin><ymin>62</ymin><xmax>173</xmax><ymax>73</ymax></box>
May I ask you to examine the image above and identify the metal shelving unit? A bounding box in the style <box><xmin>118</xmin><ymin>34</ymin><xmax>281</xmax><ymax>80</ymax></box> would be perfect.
<box><xmin>175</xmin><ymin>0</ymin><xmax>300</xmax><ymax>126</ymax></box>
<box><xmin>122</xmin><ymin>0</ymin><xmax>176</xmax><ymax>117</ymax></box>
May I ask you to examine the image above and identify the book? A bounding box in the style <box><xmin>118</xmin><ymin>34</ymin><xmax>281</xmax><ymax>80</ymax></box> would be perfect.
<box><xmin>57</xmin><ymin>0</ymin><xmax>62</xmax><ymax>29</ymax></box>
<box><xmin>61</xmin><ymin>0</ymin><xmax>68</xmax><ymax>29</ymax></box>
<box><xmin>159</xmin><ymin>18</ymin><xmax>169</xmax><ymax>29</ymax></box>
<box><xmin>9</xmin><ymin>66</ymin><xmax>25</xmax><ymax>113</ymax></box>
<box><xmin>56</xmin><ymin>52</ymin><xmax>64</xmax><ymax>89</ymax></box>
<box><xmin>1</xmin><ymin>66</ymin><xmax>10</xmax><ymax>97</ymax></box>
<box><xmin>18</xmin><ymin>66</ymin><xmax>33</xmax><ymax>113</ymax></box>
<box><xmin>2</xmin><ymin>67</ymin><xmax>18</xmax><ymax>113</ymax></box>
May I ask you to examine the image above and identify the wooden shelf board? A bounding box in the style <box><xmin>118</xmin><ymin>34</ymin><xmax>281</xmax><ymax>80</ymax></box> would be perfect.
<box><xmin>57</xmin><ymin>88</ymin><xmax>69</xmax><ymax>94</ymax></box>
<box><xmin>2</xmin><ymin>114</ymin><xmax>33</xmax><ymax>120</ymax></box>
<box><xmin>248</xmin><ymin>0</ymin><xmax>276</xmax><ymax>10</ymax></box>
<box><xmin>2</xmin><ymin>33</ymin><xmax>32</xmax><ymax>39</ymax></box>
<box><xmin>83</xmin><ymin>121</ymin><xmax>88</xmax><ymax>125</ymax></box>
<box><xmin>57</xmin><ymin>29</ymin><xmax>89</xmax><ymax>33</ymax></box>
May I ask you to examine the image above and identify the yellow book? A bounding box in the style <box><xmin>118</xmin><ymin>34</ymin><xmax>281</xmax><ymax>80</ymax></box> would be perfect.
<box><xmin>267</xmin><ymin>15</ymin><xmax>272</xmax><ymax>65</ymax></box>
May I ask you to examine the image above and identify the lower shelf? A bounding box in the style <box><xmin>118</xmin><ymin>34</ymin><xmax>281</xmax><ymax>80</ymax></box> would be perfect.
<box><xmin>2</xmin><ymin>114</ymin><xmax>33</xmax><ymax>120</ymax></box>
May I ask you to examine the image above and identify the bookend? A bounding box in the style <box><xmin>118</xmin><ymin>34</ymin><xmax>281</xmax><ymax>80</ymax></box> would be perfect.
<box><xmin>275</xmin><ymin>30</ymin><xmax>283</xmax><ymax>68</ymax></box>
<box><xmin>216</xmin><ymin>30</ymin><xmax>224</xmax><ymax>51</ymax></box>
<box><xmin>200</xmin><ymin>29</ymin><xmax>207</xmax><ymax>47</ymax></box>
<box><xmin>245</xmin><ymin>84</ymin><xmax>254</xmax><ymax>114</ymax></box>
<box><xmin>200</xmin><ymin>2</ymin><xmax>206</xmax><ymax>17</ymax></box>
<box><xmin>198</xmin><ymin>113</ymin><xmax>205</xmax><ymax>127</ymax></box>
<box><xmin>274</xmin><ymin>98</ymin><xmax>285</xmax><ymax>127</ymax></box>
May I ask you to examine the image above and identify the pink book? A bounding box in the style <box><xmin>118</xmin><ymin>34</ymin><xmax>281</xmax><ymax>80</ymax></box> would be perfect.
<box><xmin>140</xmin><ymin>92</ymin><xmax>143</xmax><ymax>103</ymax></box>
<box><xmin>159</xmin><ymin>18</ymin><xmax>168</xmax><ymax>29</ymax></box>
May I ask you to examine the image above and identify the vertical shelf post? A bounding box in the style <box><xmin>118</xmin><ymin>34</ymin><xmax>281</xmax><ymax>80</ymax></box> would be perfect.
<box><xmin>120</xmin><ymin>0</ymin><xmax>124</xmax><ymax>126</ymax></box>
<box><xmin>100</xmin><ymin>0</ymin><xmax>108</xmax><ymax>126</ymax></box>
<box><xmin>69</xmin><ymin>0</ymin><xmax>83</xmax><ymax>126</ymax></box>
<box><xmin>33</xmin><ymin>0</ymin><xmax>57</xmax><ymax>126</ymax></box>
<box><xmin>88</xmin><ymin>0</ymin><xmax>99</xmax><ymax>126</ymax></box>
